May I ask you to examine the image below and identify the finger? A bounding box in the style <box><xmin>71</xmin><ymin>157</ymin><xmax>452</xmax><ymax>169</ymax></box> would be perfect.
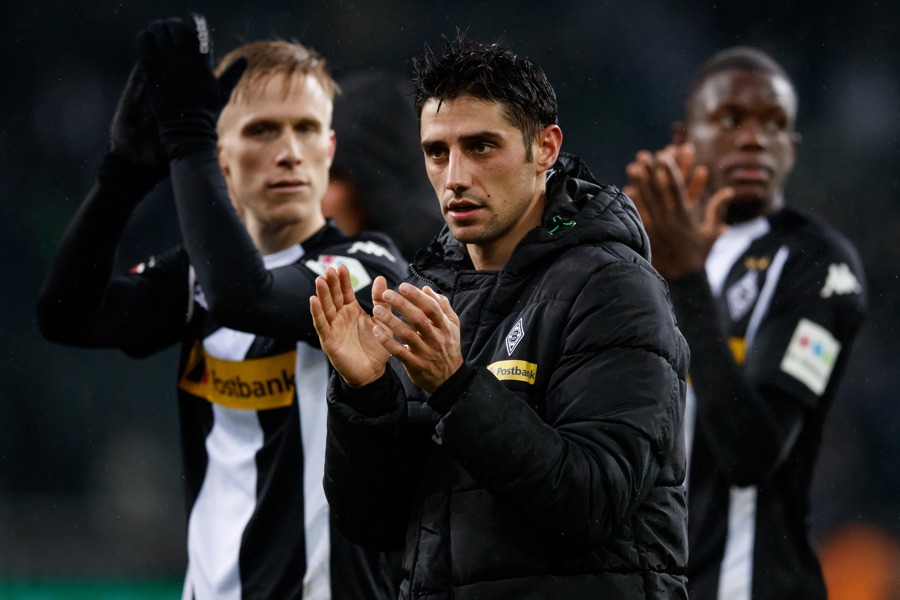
<box><xmin>703</xmin><ymin>186</ymin><xmax>734</xmax><ymax>237</ymax></box>
<box><xmin>336</xmin><ymin>263</ymin><xmax>357</xmax><ymax>307</ymax></box>
<box><xmin>374</xmin><ymin>293</ymin><xmax>427</xmax><ymax>349</ymax></box>
<box><xmin>309</xmin><ymin>294</ymin><xmax>330</xmax><ymax>339</ymax></box>
<box><xmin>423</xmin><ymin>287</ymin><xmax>460</xmax><ymax>328</ymax></box>
<box><xmin>322</xmin><ymin>267</ymin><xmax>344</xmax><ymax>311</ymax></box>
<box><xmin>626</xmin><ymin>185</ymin><xmax>653</xmax><ymax>232</ymax></box>
<box><xmin>314</xmin><ymin>275</ymin><xmax>338</xmax><ymax>322</ymax></box>
<box><xmin>397</xmin><ymin>283</ymin><xmax>447</xmax><ymax>331</ymax></box>
<box><xmin>372</xmin><ymin>275</ymin><xmax>389</xmax><ymax>312</ymax></box>
<box><xmin>626</xmin><ymin>159</ymin><xmax>660</xmax><ymax>226</ymax></box>
<box><xmin>685</xmin><ymin>163</ymin><xmax>709</xmax><ymax>207</ymax></box>
<box><xmin>655</xmin><ymin>149</ymin><xmax>690</xmax><ymax>213</ymax></box>
<box><xmin>372</xmin><ymin>322</ymin><xmax>412</xmax><ymax>359</ymax></box>
<box><xmin>673</xmin><ymin>143</ymin><xmax>695</xmax><ymax>179</ymax></box>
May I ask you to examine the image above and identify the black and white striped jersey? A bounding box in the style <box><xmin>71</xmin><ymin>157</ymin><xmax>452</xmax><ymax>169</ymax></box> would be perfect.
<box><xmin>137</xmin><ymin>226</ymin><xmax>406</xmax><ymax>600</ymax></box>
<box><xmin>672</xmin><ymin>208</ymin><xmax>867</xmax><ymax>600</ymax></box>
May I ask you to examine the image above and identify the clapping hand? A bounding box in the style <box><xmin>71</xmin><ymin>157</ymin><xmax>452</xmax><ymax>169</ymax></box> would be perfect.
<box><xmin>624</xmin><ymin>143</ymin><xmax>733</xmax><ymax>281</ymax></box>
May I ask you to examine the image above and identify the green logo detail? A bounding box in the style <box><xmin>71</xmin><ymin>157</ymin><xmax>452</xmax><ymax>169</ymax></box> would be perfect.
<box><xmin>548</xmin><ymin>215</ymin><xmax>576</xmax><ymax>235</ymax></box>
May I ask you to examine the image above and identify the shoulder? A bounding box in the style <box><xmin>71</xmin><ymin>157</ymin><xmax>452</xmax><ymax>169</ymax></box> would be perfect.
<box><xmin>778</xmin><ymin>208</ymin><xmax>864</xmax><ymax>269</ymax></box>
<box><xmin>774</xmin><ymin>209</ymin><xmax>867</xmax><ymax>306</ymax></box>
<box><xmin>302</xmin><ymin>226</ymin><xmax>409</xmax><ymax>287</ymax></box>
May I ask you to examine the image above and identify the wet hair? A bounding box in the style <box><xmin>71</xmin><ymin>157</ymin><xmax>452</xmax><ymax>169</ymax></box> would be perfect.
<box><xmin>685</xmin><ymin>46</ymin><xmax>795</xmax><ymax>113</ymax></box>
<box><xmin>413</xmin><ymin>30</ymin><xmax>557</xmax><ymax>161</ymax></box>
<box><xmin>216</xmin><ymin>40</ymin><xmax>338</xmax><ymax>102</ymax></box>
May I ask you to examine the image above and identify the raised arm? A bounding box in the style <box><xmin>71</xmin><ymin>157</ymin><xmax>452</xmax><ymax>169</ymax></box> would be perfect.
<box><xmin>37</xmin><ymin>63</ymin><xmax>183</xmax><ymax>357</ymax></box>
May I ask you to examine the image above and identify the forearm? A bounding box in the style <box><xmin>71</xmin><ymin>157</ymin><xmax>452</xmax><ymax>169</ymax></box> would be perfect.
<box><xmin>324</xmin><ymin>370</ymin><xmax>411</xmax><ymax>550</ymax></box>
<box><xmin>169</xmin><ymin>151</ymin><xmax>319</xmax><ymax>339</ymax></box>
<box><xmin>37</xmin><ymin>156</ymin><xmax>145</xmax><ymax>342</ymax></box>
<box><xmin>433</xmin><ymin>364</ymin><xmax>664</xmax><ymax>548</ymax></box>
<box><xmin>669</xmin><ymin>271</ymin><xmax>803</xmax><ymax>483</ymax></box>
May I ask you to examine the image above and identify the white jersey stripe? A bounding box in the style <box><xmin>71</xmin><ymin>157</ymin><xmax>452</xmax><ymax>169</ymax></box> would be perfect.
<box><xmin>184</xmin><ymin>328</ymin><xmax>264</xmax><ymax>600</ymax></box>
<box><xmin>297</xmin><ymin>343</ymin><xmax>332</xmax><ymax>598</ymax></box>
<box><xmin>186</xmin><ymin>404</ymin><xmax>264</xmax><ymax>600</ymax></box>
<box><xmin>715</xmin><ymin>245</ymin><xmax>788</xmax><ymax>600</ymax></box>
<box><xmin>717</xmin><ymin>486</ymin><xmax>758</xmax><ymax>600</ymax></box>
<box><xmin>744</xmin><ymin>245</ymin><xmax>788</xmax><ymax>350</ymax></box>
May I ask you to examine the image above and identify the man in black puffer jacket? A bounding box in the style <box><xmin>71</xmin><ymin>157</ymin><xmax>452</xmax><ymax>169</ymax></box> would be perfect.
<box><xmin>311</xmin><ymin>31</ymin><xmax>689</xmax><ymax>599</ymax></box>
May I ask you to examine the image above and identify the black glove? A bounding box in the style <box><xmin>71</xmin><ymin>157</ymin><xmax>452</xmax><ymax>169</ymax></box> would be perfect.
<box><xmin>135</xmin><ymin>13</ymin><xmax>246</xmax><ymax>160</ymax></box>
<box><xmin>106</xmin><ymin>64</ymin><xmax>168</xmax><ymax>182</ymax></box>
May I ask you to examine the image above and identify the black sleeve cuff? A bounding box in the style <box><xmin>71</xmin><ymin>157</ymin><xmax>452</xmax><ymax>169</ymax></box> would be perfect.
<box><xmin>426</xmin><ymin>363</ymin><xmax>476</xmax><ymax>415</ymax></box>
<box><xmin>335</xmin><ymin>370</ymin><xmax>397</xmax><ymax>418</ymax></box>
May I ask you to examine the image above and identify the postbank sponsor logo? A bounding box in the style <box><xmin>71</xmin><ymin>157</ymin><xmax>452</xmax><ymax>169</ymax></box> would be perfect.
<box><xmin>486</xmin><ymin>360</ymin><xmax>537</xmax><ymax>385</ymax></box>
<box><xmin>179</xmin><ymin>341</ymin><xmax>296</xmax><ymax>410</ymax></box>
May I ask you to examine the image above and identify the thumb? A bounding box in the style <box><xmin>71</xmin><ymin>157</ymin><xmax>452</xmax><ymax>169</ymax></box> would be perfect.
<box><xmin>217</xmin><ymin>57</ymin><xmax>248</xmax><ymax>103</ymax></box>
<box><xmin>704</xmin><ymin>186</ymin><xmax>734</xmax><ymax>237</ymax></box>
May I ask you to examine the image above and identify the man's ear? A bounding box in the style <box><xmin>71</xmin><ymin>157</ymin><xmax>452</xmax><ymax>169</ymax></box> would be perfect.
<box><xmin>216</xmin><ymin>142</ymin><xmax>230</xmax><ymax>177</ymax></box>
<box><xmin>536</xmin><ymin>124</ymin><xmax>563</xmax><ymax>171</ymax></box>
<box><xmin>671</xmin><ymin>121</ymin><xmax>687</xmax><ymax>145</ymax></box>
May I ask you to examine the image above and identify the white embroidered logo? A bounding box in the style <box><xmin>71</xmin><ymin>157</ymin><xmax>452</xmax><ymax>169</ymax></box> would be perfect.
<box><xmin>505</xmin><ymin>318</ymin><xmax>525</xmax><ymax>356</ymax></box>
<box><xmin>820</xmin><ymin>263</ymin><xmax>861</xmax><ymax>298</ymax></box>
<box><xmin>726</xmin><ymin>270</ymin><xmax>759</xmax><ymax>322</ymax></box>
<box><xmin>347</xmin><ymin>241</ymin><xmax>396</xmax><ymax>262</ymax></box>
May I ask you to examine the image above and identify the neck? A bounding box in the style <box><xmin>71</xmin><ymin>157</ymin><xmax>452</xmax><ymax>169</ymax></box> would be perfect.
<box><xmin>247</xmin><ymin>214</ymin><xmax>327</xmax><ymax>255</ymax></box>
<box><xmin>468</xmin><ymin>194</ymin><xmax>545</xmax><ymax>271</ymax></box>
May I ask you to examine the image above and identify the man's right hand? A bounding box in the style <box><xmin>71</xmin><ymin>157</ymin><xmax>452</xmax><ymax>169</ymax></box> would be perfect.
<box><xmin>624</xmin><ymin>143</ymin><xmax>733</xmax><ymax>281</ymax></box>
<box><xmin>135</xmin><ymin>14</ymin><xmax>245</xmax><ymax>159</ymax></box>
<box><xmin>108</xmin><ymin>64</ymin><xmax>167</xmax><ymax>181</ymax></box>
<box><xmin>310</xmin><ymin>265</ymin><xmax>391</xmax><ymax>388</ymax></box>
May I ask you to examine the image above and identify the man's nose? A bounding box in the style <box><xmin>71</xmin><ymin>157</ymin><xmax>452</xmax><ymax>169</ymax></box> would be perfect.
<box><xmin>736</xmin><ymin>119</ymin><xmax>769</xmax><ymax>150</ymax></box>
<box><xmin>445</xmin><ymin>149</ymin><xmax>471</xmax><ymax>194</ymax></box>
<box><xmin>276</xmin><ymin>132</ymin><xmax>303</xmax><ymax>166</ymax></box>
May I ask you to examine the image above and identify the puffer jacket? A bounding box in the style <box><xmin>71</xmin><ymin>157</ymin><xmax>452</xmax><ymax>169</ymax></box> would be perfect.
<box><xmin>325</xmin><ymin>153</ymin><xmax>689</xmax><ymax>599</ymax></box>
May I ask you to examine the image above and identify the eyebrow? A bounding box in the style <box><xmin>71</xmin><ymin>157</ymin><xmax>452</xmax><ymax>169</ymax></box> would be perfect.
<box><xmin>420</xmin><ymin>130</ymin><xmax>505</xmax><ymax>151</ymax></box>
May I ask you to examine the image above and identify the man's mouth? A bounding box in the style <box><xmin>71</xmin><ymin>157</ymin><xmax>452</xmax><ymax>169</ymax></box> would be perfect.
<box><xmin>725</xmin><ymin>165</ymin><xmax>772</xmax><ymax>183</ymax></box>
<box><xmin>269</xmin><ymin>180</ymin><xmax>307</xmax><ymax>191</ymax></box>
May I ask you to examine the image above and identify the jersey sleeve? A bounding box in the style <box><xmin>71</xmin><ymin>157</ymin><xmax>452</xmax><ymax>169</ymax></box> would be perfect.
<box><xmin>37</xmin><ymin>164</ymin><xmax>191</xmax><ymax>359</ymax></box>
<box><xmin>168</xmin><ymin>151</ymin><xmax>409</xmax><ymax>344</ymax></box>
<box><xmin>671</xmin><ymin>227</ymin><xmax>867</xmax><ymax>485</ymax></box>
<box><xmin>744</xmin><ymin>232</ymin><xmax>867</xmax><ymax>408</ymax></box>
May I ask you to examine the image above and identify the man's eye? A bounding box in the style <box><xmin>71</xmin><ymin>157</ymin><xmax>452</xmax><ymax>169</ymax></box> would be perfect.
<box><xmin>248</xmin><ymin>124</ymin><xmax>274</xmax><ymax>137</ymax></box>
<box><xmin>426</xmin><ymin>147</ymin><xmax>447</xmax><ymax>159</ymax></box>
<box><xmin>473</xmin><ymin>142</ymin><xmax>491</xmax><ymax>154</ymax></box>
<box><xmin>763</xmin><ymin>118</ymin><xmax>787</xmax><ymax>132</ymax></box>
<box><xmin>717</xmin><ymin>114</ymin><xmax>738</xmax><ymax>129</ymax></box>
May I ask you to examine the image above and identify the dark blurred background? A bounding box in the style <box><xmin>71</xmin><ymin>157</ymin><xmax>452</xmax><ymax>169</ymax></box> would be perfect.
<box><xmin>2</xmin><ymin>0</ymin><xmax>898</xmax><ymax>595</ymax></box>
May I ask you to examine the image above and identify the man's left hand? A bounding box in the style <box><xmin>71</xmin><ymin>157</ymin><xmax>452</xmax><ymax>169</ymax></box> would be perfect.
<box><xmin>373</xmin><ymin>283</ymin><xmax>463</xmax><ymax>394</ymax></box>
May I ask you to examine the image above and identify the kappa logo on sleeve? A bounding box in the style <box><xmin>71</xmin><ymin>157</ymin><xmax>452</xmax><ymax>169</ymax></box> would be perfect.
<box><xmin>305</xmin><ymin>255</ymin><xmax>373</xmax><ymax>291</ymax></box>
<box><xmin>347</xmin><ymin>241</ymin><xmax>397</xmax><ymax>263</ymax></box>
<box><xmin>820</xmin><ymin>263</ymin><xmax>862</xmax><ymax>298</ymax></box>
<box><xmin>779</xmin><ymin>318</ymin><xmax>842</xmax><ymax>396</ymax></box>
<box><xmin>487</xmin><ymin>360</ymin><xmax>537</xmax><ymax>385</ymax></box>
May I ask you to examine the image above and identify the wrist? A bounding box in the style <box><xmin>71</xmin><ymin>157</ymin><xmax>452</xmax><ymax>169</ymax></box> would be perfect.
<box><xmin>97</xmin><ymin>152</ymin><xmax>163</xmax><ymax>199</ymax></box>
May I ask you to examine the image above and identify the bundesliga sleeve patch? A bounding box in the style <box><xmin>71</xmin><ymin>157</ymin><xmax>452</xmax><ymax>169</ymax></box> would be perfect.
<box><xmin>305</xmin><ymin>255</ymin><xmax>373</xmax><ymax>292</ymax></box>
<box><xmin>779</xmin><ymin>318</ymin><xmax>842</xmax><ymax>396</ymax></box>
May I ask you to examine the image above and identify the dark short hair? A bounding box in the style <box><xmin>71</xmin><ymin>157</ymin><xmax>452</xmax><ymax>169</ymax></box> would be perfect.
<box><xmin>685</xmin><ymin>46</ymin><xmax>795</xmax><ymax>113</ymax></box>
<box><xmin>413</xmin><ymin>30</ymin><xmax>558</xmax><ymax>160</ymax></box>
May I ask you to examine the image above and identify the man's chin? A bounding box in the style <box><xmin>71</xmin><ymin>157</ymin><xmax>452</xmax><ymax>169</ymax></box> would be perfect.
<box><xmin>724</xmin><ymin>194</ymin><xmax>773</xmax><ymax>225</ymax></box>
